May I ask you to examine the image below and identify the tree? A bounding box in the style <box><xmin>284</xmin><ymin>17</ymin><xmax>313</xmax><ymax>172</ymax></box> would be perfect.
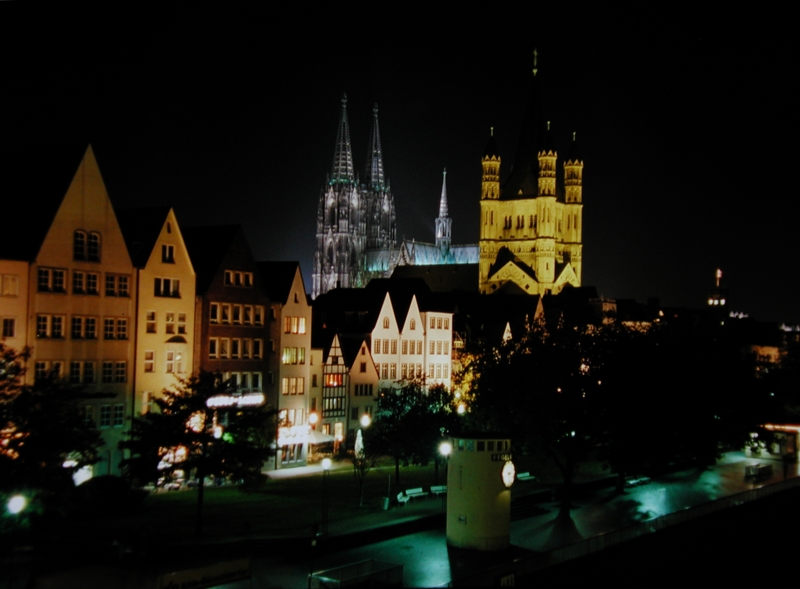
<box><xmin>368</xmin><ymin>381</ymin><xmax>460</xmax><ymax>488</ymax></box>
<box><xmin>463</xmin><ymin>316</ymin><xmax>603</xmax><ymax>513</ymax></box>
<box><xmin>0</xmin><ymin>343</ymin><xmax>102</xmax><ymax>511</ymax></box>
<box><xmin>119</xmin><ymin>370</ymin><xmax>276</xmax><ymax>533</ymax></box>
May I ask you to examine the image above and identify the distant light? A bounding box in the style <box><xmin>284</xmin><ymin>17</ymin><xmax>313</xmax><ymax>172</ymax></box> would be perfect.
<box><xmin>7</xmin><ymin>494</ymin><xmax>26</xmax><ymax>515</ymax></box>
<box><xmin>456</xmin><ymin>403</ymin><xmax>466</xmax><ymax>415</ymax></box>
<box><xmin>360</xmin><ymin>414</ymin><xmax>372</xmax><ymax>428</ymax></box>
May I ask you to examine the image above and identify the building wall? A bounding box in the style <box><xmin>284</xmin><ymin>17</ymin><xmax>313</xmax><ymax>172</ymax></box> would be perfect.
<box><xmin>132</xmin><ymin>209</ymin><xmax>195</xmax><ymax>416</ymax></box>
<box><xmin>274</xmin><ymin>266</ymin><xmax>312</xmax><ymax>467</ymax></box>
<box><xmin>347</xmin><ymin>340</ymin><xmax>378</xmax><ymax>443</ymax></box>
<box><xmin>26</xmin><ymin>147</ymin><xmax>136</xmax><ymax>477</ymax></box>
<box><xmin>0</xmin><ymin>260</ymin><xmax>29</xmax><ymax>352</ymax></box>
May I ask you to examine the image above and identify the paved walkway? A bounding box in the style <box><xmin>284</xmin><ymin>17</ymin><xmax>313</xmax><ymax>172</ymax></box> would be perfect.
<box><xmin>252</xmin><ymin>451</ymin><xmax>797</xmax><ymax>588</ymax></box>
<box><xmin>22</xmin><ymin>451</ymin><xmax>796</xmax><ymax>588</ymax></box>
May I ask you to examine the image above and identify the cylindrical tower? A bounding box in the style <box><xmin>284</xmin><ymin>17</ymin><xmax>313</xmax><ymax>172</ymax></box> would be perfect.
<box><xmin>446</xmin><ymin>434</ymin><xmax>515</xmax><ymax>551</ymax></box>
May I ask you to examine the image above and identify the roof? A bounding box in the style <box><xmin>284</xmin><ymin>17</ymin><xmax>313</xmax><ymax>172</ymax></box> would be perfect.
<box><xmin>391</xmin><ymin>264</ymin><xmax>478</xmax><ymax>293</ymax></box>
<box><xmin>182</xmin><ymin>224</ymin><xmax>245</xmax><ymax>294</ymax></box>
<box><xmin>311</xmin><ymin>276</ymin><xmax>450</xmax><ymax>349</ymax></box>
<box><xmin>116</xmin><ymin>206</ymin><xmax>172</xmax><ymax>268</ymax></box>
<box><xmin>0</xmin><ymin>143</ymin><xmax>90</xmax><ymax>260</ymax></box>
<box><xmin>257</xmin><ymin>260</ymin><xmax>301</xmax><ymax>303</ymax></box>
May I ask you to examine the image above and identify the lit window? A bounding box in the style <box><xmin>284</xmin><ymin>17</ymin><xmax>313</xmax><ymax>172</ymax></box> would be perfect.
<box><xmin>87</xmin><ymin>232</ymin><xmax>101</xmax><ymax>261</ymax></box>
<box><xmin>162</xmin><ymin>244</ymin><xmax>175</xmax><ymax>263</ymax></box>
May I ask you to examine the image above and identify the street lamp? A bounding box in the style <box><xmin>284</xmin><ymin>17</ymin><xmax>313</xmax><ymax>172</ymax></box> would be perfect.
<box><xmin>321</xmin><ymin>457</ymin><xmax>332</xmax><ymax>535</ymax></box>
<box><xmin>6</xmin><ymin>494</ymin><xmax>27</xmax><ymax>516</ymax></box>
<box><xmin>438</xmin><ymin>441</ymin><xmax>452</xmax><ymax>513</ymax></box>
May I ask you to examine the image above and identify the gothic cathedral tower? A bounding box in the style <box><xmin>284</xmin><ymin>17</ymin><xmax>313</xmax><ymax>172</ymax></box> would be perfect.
<box><xmin>312</xmin><ymin>94</ymin><xmax>365</xmax><ymax>299</ymax></box>
<box><xmin>313</xmin><ymin>97</ymin><xmax>397</xmax><ymax>298</ymax></box>
<box><xmin>478</xmin><ymin>51</ymin><xmax>583</xmax><ymax>295</ymax></box>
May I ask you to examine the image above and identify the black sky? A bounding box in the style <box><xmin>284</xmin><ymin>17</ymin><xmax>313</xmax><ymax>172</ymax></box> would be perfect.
<box><xmin>2</xmin><ymin>2</ymin><xmax>797</xmax><ymax>324</ymax></box>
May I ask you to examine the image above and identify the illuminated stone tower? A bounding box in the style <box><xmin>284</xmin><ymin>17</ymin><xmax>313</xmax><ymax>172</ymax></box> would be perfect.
<box><xmin>479</xmin><ymin>51</ymin><xmax>583</xmax><ymax>295</ymax></box>
<box><xmin>363</xmin><ymin>103</ymin><xmax>397</xmax><ymax>252</ymax></box>
<box><xmin>312</xmin><ymin>94</ymin><xmax>366</xmax><ymax>299</ymax></box>
<box><xmin>361</xmin><ymin>103</ymin><xmax>398</xmax><ymax>285</ymax></box>
<box><xmin>435</xmin><ymin>168</ymin><xmax>452</xmax><ymax>254</ymax></box>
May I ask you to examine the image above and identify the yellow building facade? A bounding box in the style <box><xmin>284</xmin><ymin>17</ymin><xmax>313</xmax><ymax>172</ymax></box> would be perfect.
<box><xmin>478</xmin><ymin>60</ymin><xmax>583</xmax><ymax>296</ymax></box>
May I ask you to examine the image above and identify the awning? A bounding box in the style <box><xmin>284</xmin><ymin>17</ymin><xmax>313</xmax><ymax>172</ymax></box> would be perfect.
<box><xmin>308</xmin><ymin>430</ymin><xmax>335</xmax><ymax>445</ymax></box>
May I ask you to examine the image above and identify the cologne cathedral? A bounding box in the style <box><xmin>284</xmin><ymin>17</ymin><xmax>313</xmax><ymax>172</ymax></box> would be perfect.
<box><xmin>312</xmin><ymin>53</ymin><xmax>584</xmax><ymax>299</ymax></box>
<box><xmin>311</xmin><ymin>96</ymin><xmax>478</xmax><ymax>299</ymax></box>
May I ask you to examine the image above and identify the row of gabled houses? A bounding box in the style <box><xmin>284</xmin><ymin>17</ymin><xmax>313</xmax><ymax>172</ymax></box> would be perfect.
<box><xmin>0</xmin><ymin>145</ymin><xmax>465</xmax><ymax>478</ymax></box>
<box><xmin>4</xmin><ymin>145</ymin><xmax>791</xmax><ymax>482</ymax></box>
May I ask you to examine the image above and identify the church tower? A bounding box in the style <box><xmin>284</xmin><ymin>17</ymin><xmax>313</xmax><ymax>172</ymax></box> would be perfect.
<box><xmin>435</xmin><ymin>168</ymin><xmax>452</xmax><ymax>253</ymax></box>
<box><xmin>363</xmin><ymin>103</ymin><xmax>396</xmax><ymax>252</ymax></box>
<box><xmin>312</xmin><ymin>94</ymin><xmax>366</xmax><ymax>299</ymax></box>
<box><xmin>478</xmin><ymin>50</ymin><xmax>583</xmax><ymax>296</ymax></box>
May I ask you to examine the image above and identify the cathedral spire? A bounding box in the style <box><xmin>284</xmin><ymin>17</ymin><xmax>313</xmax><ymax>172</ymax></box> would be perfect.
<box><xmin>439</xmin><ymin>168</ymin><xmax>449</xmax><ymax>217</ymax></box>
<box><xmin>365</xmin><ymin>103</ymin><xmax>386</xmax><ymax>190</ymax></box>
<box><xmin>331</xmin><ymin>93</ymin><xmax>356</xmax><ymax>184</ymax></box>
<box><xmin>435</xmin><ymin>167</ymin><xmax>452</xmax><ymax>252</ymax></box>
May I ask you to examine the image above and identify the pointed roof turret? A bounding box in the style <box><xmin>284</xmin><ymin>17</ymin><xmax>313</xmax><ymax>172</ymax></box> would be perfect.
<box><xmin>483</xmin><ymin>126</ymin><xmax>499</xmax><ymax>159</ymax></box>
<box><xmin>503</xmin><ymin>49</ymin><xmax>550</xmax><ymax>198</ymax></box>
<box><xmin>439</xmin><ymin>168</ymin><xmax>449</xmax><ymax>218</ymax></box>
<box><xmin>330</xmin><ymin>93</ymin><xmax>356</xmax><ymax>185</ymax></box>
<box><xmin>364</xmin><ymin>102</ymin><xmax>387</xmax><ymax>190</ymax></box>
<box><xmin>566</xmin><ymin>130</ymin><xmax>582</xmax><ymax>161</ymax></box>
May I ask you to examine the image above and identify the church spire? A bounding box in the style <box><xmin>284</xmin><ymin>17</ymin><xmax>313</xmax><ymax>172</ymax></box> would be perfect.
<box><xmin>330</xmin><ymin>93</ymin><xmax>356</xmax><ymax>185</ymax></box>
<box><xmin>439</xmin><ymin>168</ymin><xmax>449</xmax><ymax>217</ymax></box>
<box><xmin>435</xmin><ymin>168</ymin><xmax>452</xmax><ymax>252</ymax></box>
<box><xmin>365</xmin><ymin>103</ymin><xmax>386</xmax><ymax>191</ymax></box>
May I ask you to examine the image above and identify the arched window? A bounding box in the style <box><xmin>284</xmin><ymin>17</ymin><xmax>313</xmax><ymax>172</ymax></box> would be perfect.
<box><xmin>73</xmin><ymin>230</ymin><xmax>86</xmax><ymax>260</ymax></box>
<box><xmin>382</xmin><ymin>317</ymin><xmax>390</xmax><ymax>329</ymax></box>
<box><xmin>87</xmin><ymin>232</ymin><xmax>101</xmax><ymax>261</ymax></box>
<box><xmin>410</xmin><ymin>319</ymin><xmax>416</xmax><ymax>330</ymax></box>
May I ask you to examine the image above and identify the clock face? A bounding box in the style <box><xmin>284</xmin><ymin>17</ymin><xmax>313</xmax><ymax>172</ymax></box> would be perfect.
<box><xmin>501</xmin><ymin>460</ymin><xmax>515</xmax><ymax>487</ymax></box>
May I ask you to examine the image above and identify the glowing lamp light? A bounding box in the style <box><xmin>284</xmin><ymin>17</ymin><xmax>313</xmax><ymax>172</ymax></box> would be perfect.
<box><xmin>439</xmin><ymin>440</ymin><xmax>452</xmax><ymax>457</ymax></box>
<box><xmin>7</xmin><ymin>494</ymin><xmax>27</xmax><ymax>515</ymax></box>
<box><xmin>309</xmin><ymin>412</ymin><xmax>319</xmax><ymax>426</ymax></box>
<box><xmin>207</xmin><ymin>392</ymin><xmax>265</xmax><ymax>408</ymax></box>
<box><xmin>456</xmin><ymin>403</ymin><xmax>466</xmax><ymax>415</ymax></box>
<box><xmin>360</xmin><ymin>414</ymin><xmax>372</xmax><ymax>428</ymax></box>
<box><xmin>322</xmin><ymin>457</ymin><xmax>332</xmax><ymax>471</ymax></box>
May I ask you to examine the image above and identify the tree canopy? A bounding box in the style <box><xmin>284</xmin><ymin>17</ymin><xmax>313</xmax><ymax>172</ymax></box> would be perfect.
<box><xmin>368</xmin><ymin>381</ymin><xmax>460</xmax><ymax>486</ymax></box>
<box><xmin>0</xmin><ymin>343</ymin><xmax>102</xmax><ymax>511</ymax></box>
<box><xmin>119</xmin><ymin>370</ymin><xmax>276</xmax><ymax>490</ymax></box>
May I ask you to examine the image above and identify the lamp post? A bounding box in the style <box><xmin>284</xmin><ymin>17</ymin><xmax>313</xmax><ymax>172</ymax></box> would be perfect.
<box><xmin>321</xmin><ymin>457</ymin><xmax>332</xmax><ymax>535</ymax></box>
<box><xmin>438</xmin><ymin>441</ymin><xmax>452</xmax><ymax>513</ymax></box>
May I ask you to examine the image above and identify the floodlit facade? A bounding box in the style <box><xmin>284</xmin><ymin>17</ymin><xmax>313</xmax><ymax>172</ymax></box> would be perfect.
<box><xmin>13</xmin><ymin>146</ymin><xmax>137</xmax><ymax>476</ymax></box>
<box><xmin>184</xmin><ymin>223</ymin><xmax>270</xmax><ymax>414</ymax></box>
<box><xmin>118</xmin><ymin>207</ymin><xmax>196</xmax><ymax>416</ymax></box>
<box><xmin>479</xmin><ymin>52</ymin><xmax>583</xmax><ymax>296</ymax></box>
<box><xmin>261</xmin><ymin>261</ymin><xmax>312</xmax><ymax>468</ymax></box>
<box><xmin>312</xmin><ymin>97</ymin><xmax>476</xmax><ymax>299</ymax></box>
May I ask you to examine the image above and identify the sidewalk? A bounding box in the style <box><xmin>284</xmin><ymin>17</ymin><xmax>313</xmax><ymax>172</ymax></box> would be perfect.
<box><xmin>19</xmin><ymin>451</ymin><xmax>796</xmax><ymax>588</ymax></box>
<box><xmin>252</xmin><ymin>451</ymin><xmax>798</xmax><ymax>588</ymax></box>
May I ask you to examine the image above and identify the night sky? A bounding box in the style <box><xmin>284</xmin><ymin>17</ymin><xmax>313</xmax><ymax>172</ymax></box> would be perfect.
<box><xmin>2</xmin><ymin>3</ymin><xmax>797</xmax><ymax>324</ymax></box>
